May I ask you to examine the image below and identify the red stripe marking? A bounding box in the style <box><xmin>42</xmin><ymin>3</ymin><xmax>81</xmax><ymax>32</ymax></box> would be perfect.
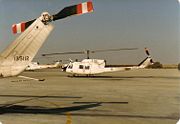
<box><xmin>77</xmin><ymin>3</ymin><xmax>82</xmax><ymax>14</ymax></box>
<box><xmin>87</xmin><ymin>1</ymin><xmax>93</xmax><ymax>12</ymax></box>
<box><xmin>12</xmin><ymin>24</ymin><xmax>17</xmax><ymax>34</ymax></box>
<box><xmin>21</xmin><ymin>22</ymin><xmax>25</xmax><ymax>32</ymax></box>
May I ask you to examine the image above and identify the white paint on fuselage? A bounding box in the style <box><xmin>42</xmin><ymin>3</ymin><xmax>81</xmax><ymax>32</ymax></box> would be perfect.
<box><xmin>66</xmin><ymin>59</ymin><xmax>105</xmax><ymax>75</ymax></box>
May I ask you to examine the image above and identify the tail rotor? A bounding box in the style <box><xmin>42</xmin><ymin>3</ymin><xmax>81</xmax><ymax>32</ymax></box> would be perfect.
<box><xmin>145</xmin><ymin>47</ymin><xmax>154</xmax><ymax>64</ymax></box>
<box><xmin>12</xmin><ymin>1</ymin><xmax>94</xmax><ymax>34</ymax></box>
<box><xmin>145</xmin><ymin>47</ymin><xmax>150</xmax><ymax>56</ymax></box>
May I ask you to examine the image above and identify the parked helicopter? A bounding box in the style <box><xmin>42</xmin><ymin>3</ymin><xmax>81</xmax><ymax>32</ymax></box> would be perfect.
<box><xmin>0</xmin><ymin>1</ymin><xmax>93</xmax><ymax>79</ymax></box>
<box><xmin>26</xmin><ymin>61</ymin><xmax>61</xmax><ymax>71</ymax></box>
<box><xmin>42</xmin><ymin>48</ymin><xmax>154</xmax><ymax>76</ymax></box>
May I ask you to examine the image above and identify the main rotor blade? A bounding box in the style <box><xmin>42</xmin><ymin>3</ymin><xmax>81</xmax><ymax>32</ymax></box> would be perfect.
<box><xmin>52</xmin><ymin>1</ymin><xmax>94</xmax><ymax>21</ymax></box>
<box><xmin>42</xmin><ymin>48</ymin><xmax>138</xmax><ymax>56</ymax></box>
<box><xmin>91</xmin><ymin>48</ymin><xmax>138</xmax><ymax>53</ymax></box>
<box><xmin>42</xmin><ymin>51</ymin><xmax>84</xmax><ymax>56</ymax></box>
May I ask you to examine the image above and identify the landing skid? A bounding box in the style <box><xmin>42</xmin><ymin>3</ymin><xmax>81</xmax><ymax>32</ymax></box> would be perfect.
<box><xmin>68</xmin><ymin>74</ymin><xmax>96</xmax><ymax>78</ymax></box>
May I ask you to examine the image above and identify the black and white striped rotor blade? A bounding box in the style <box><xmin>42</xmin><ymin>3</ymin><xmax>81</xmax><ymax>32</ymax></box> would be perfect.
<box><xmin>12</xmin><ymin>19</ymin><xmax>35</xmax><ymax>34</ymax></box>
<box><xmin>145</xmin><ymin>48</ymin><xmax>150</xmax><ymax>56</ymax></box>
<box><xmin>52</xmin><ymin>1</ymin><xmax>93</xmax><ymax>21</ymax></box>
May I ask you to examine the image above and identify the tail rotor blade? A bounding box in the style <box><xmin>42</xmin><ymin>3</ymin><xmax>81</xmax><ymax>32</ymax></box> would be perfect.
<box><xmin>52</xmin><ymin>5</ymin><xmax>77</xmax><ymax>21</ymax></box>
<box><xmin>12</xmin><ymin>1</ymin><xmax>94</xmax><ymax>34</ymax></box>
<box><xmin>52</xmin><ymin>1</ymin><xmax>94</xmax><ymax>21</ymax></box>
<box><xmin>145</xmin><ymin>48</ymin><xmax>150</xmax><ymax>56</ymax></box>
<box><xmin>12</xmin><ymin>19</ymin><xmax>35</xmax><ymax>34</ymax></box>
<box><xmin>145</xmin><ymin>48</ymin><xmax>154</xmax><ymax>64</ymax></box>
<box><xmin>150</xmin><ymin>59</ymin><xmax>154</xmax><ymax>64</ymax></box>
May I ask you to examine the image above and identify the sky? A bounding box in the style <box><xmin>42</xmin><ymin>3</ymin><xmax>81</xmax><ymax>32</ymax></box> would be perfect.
<box><xmin>0</xmin><ymin>0</ymin><xmax>179</xmax><ymax>64</ymax></box>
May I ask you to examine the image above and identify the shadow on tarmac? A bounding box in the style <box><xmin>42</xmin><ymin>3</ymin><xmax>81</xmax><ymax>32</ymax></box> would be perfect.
<box><xmin>0</xmin><ymin>103</ymin><xmax>101</xmax><ymax>115</ymax></box>
<box><xmin>0</xmin><ymin>103</ymin><xmax>178</xmax><ymax>121</ymax></box>
<box><xmin>0</xmin><ymin>95</ymin><xmax>82</xmax><ymax>99</ymax></box>
<box><xmin>70</xmin><ymin>76</ymin><xmax>180</xmax><ymax>80</ymax></box>
<box><xmin>0</xmin><ymin>94</ymin><xmax>128</xmax><ymax>115</ymax></box>
<box><xmin>0</xmin><ymin>97</ymin><xmax>177</xmax><ymax>121</ymax></box>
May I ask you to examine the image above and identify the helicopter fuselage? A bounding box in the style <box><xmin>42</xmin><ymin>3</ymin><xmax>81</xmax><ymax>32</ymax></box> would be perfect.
<box><xmin>66</xmin><ymin>59</ymin><xmax>106</xmax><ymax>75</ymax></box>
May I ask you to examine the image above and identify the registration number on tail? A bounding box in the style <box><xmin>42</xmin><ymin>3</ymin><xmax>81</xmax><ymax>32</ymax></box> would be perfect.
<box><xmin>14</xmin><ymin>56</ymin><xmax>29</xmax><ymax>61</ymax></box>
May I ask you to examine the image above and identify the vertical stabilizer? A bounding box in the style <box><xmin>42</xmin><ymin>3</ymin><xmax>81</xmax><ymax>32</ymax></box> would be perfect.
<box><xmin>0</xmin><ymin>17</ymin><xmax>53</xmax><ymax>77</ymax></box>
<box><xmin>138</xmin><ymin>48</ymin><xmax>154</xmax><ymax>68</ymax></box>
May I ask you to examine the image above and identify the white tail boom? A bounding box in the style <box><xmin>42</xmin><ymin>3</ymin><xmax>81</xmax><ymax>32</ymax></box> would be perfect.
<box><xmin>104</xmin><ymin>48</ymin><xmax>154</xmax><ymax>73</ymax></box>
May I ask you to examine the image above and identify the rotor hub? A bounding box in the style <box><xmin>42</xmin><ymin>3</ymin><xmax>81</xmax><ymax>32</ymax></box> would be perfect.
<box><xmin>41</xmin><ymin>12</ymin><xmax>52</xmax><ymax>24</ymax></box>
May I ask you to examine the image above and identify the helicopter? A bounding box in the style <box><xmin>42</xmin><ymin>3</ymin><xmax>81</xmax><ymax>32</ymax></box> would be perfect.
<box><xmin>42</xmin><ymin>48</ymin><xmax>154</xmax><ymax>76</ymax></box>
<box><xmin>0</xmin><ymin>1</ymin><xmax>93</xmax><ymax>79</ymax></box>
<box><xmin>26</xmin><ymin>61</ymin><xmax>61</xmax><ymax>71</ymax></box>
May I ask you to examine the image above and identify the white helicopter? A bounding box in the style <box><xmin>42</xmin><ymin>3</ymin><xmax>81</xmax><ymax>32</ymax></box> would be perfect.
<box><xmin>42</xmin><ymin>48</ymin><xmax>154</xmax><ymax>76</ymax></box>
<box><xmin>0</xmin><ymin>1</ymin><xmax>93</xmax><ymax>79</ymax></box>
<box><xmin>26</xmin><ymin>61</ymin><xmax>61</xmax><ymax>71</ymax></box>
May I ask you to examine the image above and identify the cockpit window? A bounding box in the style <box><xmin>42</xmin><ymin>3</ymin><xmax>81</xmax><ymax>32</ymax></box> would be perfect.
<box><xmin>79</xmin><ymin>65</ymin><xmax>83</xmax><ymax>69</ymax></box>
<box><xmin>85</xmin><ymin>66</ymin><xmax>90</xmax><ymax>70</ymax></box>
<box><xmin>68</xmin><ymin>65</ymin><xmax>73</xmax><ymax>69</ymax></box>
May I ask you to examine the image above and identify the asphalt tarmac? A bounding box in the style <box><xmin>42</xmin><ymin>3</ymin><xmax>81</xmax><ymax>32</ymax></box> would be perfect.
<box><xmin>0</xmin><ymin>69</ymin><xmax>180</xmax><ymax>124</ymax></box>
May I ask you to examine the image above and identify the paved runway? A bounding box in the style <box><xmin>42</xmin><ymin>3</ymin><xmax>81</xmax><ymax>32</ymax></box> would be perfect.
<box><xmin>0</xmin><ymin>69</ymin><xmax>180</xmax><ymax>124</ymax></box>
